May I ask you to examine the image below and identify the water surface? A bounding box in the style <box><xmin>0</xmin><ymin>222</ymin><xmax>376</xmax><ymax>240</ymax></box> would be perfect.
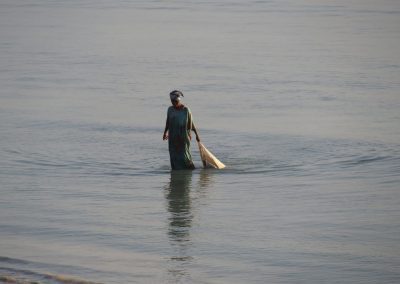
<box><xmin>1</xmin><ymin>0</ymin><xmax>400</xmax><ymax>283</ymax></box>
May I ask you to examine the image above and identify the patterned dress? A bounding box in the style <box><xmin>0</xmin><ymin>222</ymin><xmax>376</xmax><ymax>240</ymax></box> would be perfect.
<box><xmin>167</xmin><ymin>105</ymin><xmax>195</xmax><ymax>170</ymax></box>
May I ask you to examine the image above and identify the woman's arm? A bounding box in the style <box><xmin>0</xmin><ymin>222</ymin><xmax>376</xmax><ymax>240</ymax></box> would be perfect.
<box><xmin>192</xmin><ymin>123</ymin><xmax>200</xmax><ymax>142</ymax></box>
<box><xmin>163</xmin><ymin>117</ymin><xmax>169</xmax><ymax>140</ymax></box>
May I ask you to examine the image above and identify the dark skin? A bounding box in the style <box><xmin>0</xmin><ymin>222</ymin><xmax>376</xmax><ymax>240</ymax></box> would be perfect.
<box><xmin>163</xmin><ymin>99</ymin><xmax>200</xmax><ymax>142</ymax></box>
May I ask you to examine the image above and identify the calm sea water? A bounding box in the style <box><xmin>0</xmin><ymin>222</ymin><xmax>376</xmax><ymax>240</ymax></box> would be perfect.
<box><xmin>1</xmin><ymin>0</ymin><xmax>400</xmax><ymax>283</ymax></box>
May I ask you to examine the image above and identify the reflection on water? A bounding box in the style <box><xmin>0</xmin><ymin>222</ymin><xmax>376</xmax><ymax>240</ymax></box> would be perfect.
<box><xmin>198</xmin><ymin>168</ymin><xmax>215</xmax><ymax>190</ymax></box>
<box><xmin>166</xmin><ymin>170</ymin><xmax>193</xmax><ymax>244</ymax></box>
<box><xmin>164</xmin><ymin>169</ymin><xmax>215</xmax><ymax>282</ymax></box>
<box><xmin>165</xmin><ymin>170</ymin><xmax>194</xmax><ymax>282</ymax></box>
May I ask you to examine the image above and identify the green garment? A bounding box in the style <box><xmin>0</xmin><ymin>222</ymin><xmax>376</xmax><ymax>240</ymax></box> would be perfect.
<box><xmin>167</xmin><ymin>105</ymin><xmax>195</xmax><ymax>170</ymax></box>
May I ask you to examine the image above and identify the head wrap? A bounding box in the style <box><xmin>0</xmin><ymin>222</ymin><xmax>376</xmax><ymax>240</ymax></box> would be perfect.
<box><xmin>170</xmin><ymin>90</ymin><xmax>184</xmax><ymax>101</ymax></box>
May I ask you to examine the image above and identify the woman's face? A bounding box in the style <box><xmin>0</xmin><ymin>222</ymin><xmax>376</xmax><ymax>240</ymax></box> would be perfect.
<box><xmin>171</xmin><ymin>99</ymin><xmax>181</xmax><ymax>107</ymax></box>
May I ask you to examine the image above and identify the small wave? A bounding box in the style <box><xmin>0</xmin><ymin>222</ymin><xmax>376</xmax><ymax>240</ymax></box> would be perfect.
<box><xmin>0</xmin><ymin>268</ymin><xmax>102</xmax><ymax>284</ymax></box>
<box><xmin>338</xmin><ymin>155</ymin><xmax>390</xmax><ymax>167</ymax></box>
<box><xmin>223</xmin><ymin>157</ymin><xmax>308</xmax><ymax>176</ymax></box>
<box><xmin>24</xmin><ymin>119</ymin><xmax>160</xmax><ymax>135</ymax></box>
<box><xmin>15</xmin><ymin>159</ymin><xmax>70</xmax><ymax>168</ymax></box>
<box><xmin>0</xmin><ymin>257</ymin><xmax>102</xmax><ymax>284</ymax></box>
<box><xmin>0</xmin><ymin>257</ymin><xmax>28</xmax><ymax>265</ymax></box>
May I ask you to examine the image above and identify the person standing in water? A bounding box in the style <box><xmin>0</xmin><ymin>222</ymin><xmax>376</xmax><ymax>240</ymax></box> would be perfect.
<box><xmin>163</xmin><ymin>90</ymin><xmax>200</xmax><ymax>170</ymax></box>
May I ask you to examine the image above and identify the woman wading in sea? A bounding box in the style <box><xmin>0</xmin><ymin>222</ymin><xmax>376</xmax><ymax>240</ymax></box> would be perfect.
<box><xmin>163</xmin><ymin>90</ymin><xmax>200</xmax><ymax>170</ymax></box>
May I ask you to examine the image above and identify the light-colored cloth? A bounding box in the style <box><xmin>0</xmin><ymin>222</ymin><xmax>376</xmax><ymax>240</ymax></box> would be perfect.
<box><xmin>167</xmin><ymin>105</ymin><xmax>195</xmax><ymax>170</ymax></box>
<box><xmin>197</xmin><ymin>142</ymin><xmax>226</xmax><ymax>169</ymax></box>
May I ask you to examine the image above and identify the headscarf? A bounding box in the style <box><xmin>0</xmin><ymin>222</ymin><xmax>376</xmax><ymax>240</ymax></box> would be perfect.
<box><xmin>169</xmin><ymin>90</ymin><xmax>184</xmax><ymax>101</ymax></box>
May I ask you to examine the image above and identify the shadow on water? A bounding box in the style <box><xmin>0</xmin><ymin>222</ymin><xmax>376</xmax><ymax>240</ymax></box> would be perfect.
<box><xmin>164</xmin><ymin>169</ymin><xmax>215</xmax><ymax>282</ymax></box>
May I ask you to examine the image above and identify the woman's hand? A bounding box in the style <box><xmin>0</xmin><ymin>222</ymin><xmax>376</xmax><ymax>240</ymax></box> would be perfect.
<box><xmin>163</xmin><ymin>133</ymin><xmax>168</xmax><ymax>140</ymax></box>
